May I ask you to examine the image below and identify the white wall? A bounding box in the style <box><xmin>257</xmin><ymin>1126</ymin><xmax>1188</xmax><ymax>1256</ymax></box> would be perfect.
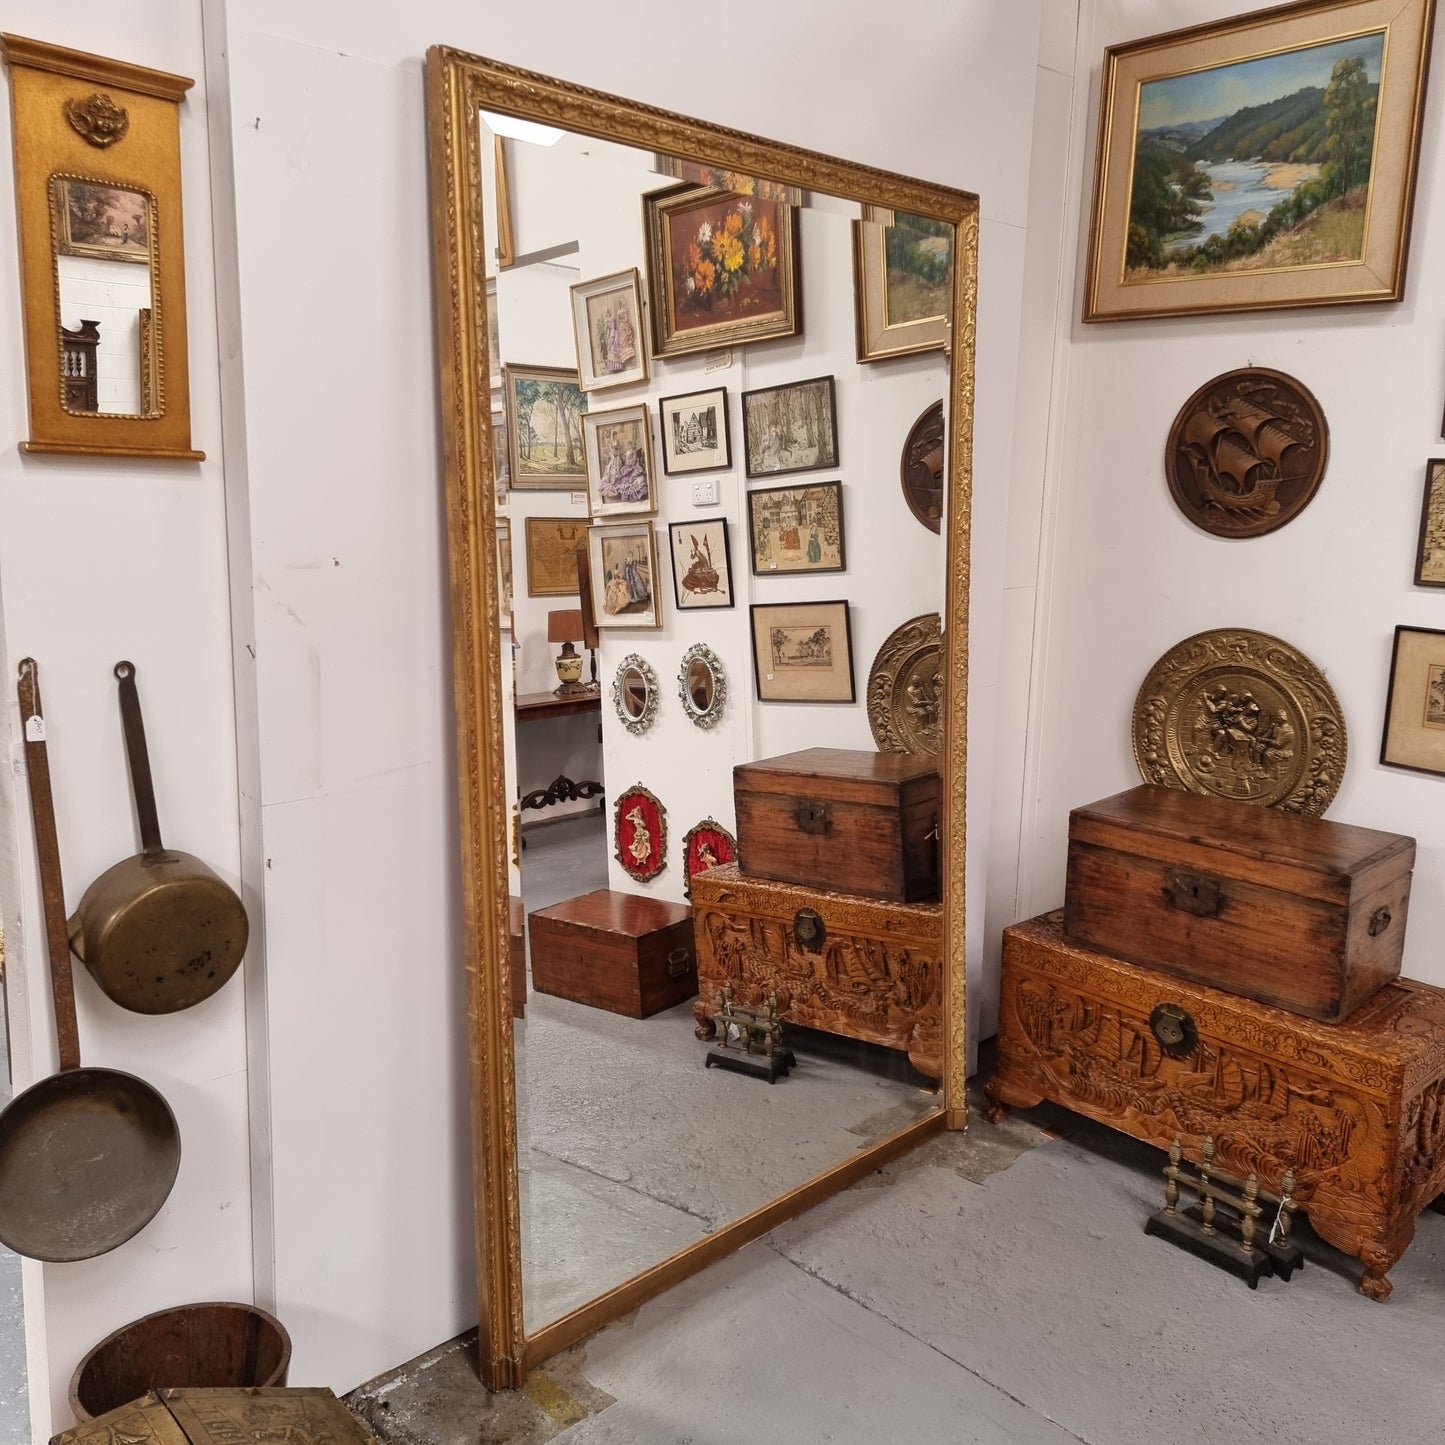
<box><xmin>0</xmin><ymin>4</ymin><xmax>251</xmax><ymax>1438</ymax></box>
<box><xmin>213</xmin><ymin>0</ymin><xmax>1044</xmax><ymax>1393</ymax></box>
<box><xmin>987</xmin><ymin>0</ymin><xmax>1445</xmax><ymax>1012</ymax></box>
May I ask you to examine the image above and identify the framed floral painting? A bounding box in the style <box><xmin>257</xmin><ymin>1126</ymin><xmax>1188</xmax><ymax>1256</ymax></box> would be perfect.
<box><xmin>643</xmin><ymin>182</ymin><xmax>800</xmax><ymax>357</ymax></box>
<box><xmin>583</xmin><ymin>404</ymin><xmax>657</xmax><ymax>517</ymax></box>
<box><xmin>653</xmin><ymin>155</ymin><xmax>804</xmax><ymax>206</ymax></box>
<box><xmin>570</xmin><ymin>268</ymin><xmax>648</xmax><ymax>392</ymax></box>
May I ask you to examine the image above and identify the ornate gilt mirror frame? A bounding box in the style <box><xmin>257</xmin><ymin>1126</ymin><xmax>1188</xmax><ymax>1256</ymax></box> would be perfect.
<box><xmin>425</xmin><ymin>46</ymin><xmax>977</xmax><ymax>1390</ymax></box>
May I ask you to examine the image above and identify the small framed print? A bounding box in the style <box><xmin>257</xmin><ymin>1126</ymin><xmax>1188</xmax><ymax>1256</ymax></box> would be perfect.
<box><xmin>1415</xmin><ymin>461</ymin><xmax>1445</xmax><ymax>587</ymax></box>
<box><xmin>1381</xmin><ymin>625</ymin><xmax>1445</xmax><ymax>777</ymax></box>
<box><xmin>588</xmin><ymin>521</ymin><xmax>662</xmax><ymax>630</ymax></box>
<box><xmin>747</xmin><ymin>481</ymin><xmax>844</xmax><ymax>576</ymax></box>
<box><xmin>496</xmin><ymin>517</ymin><xmax>513</xmax><ymax>616</ymax></box>
<box><xmin>668</xmin><ymin>518</ymin><xmax>734</xmax><ymax>610</ymax></box>
<box><xmin>491</xmin><ymin>409</ymin><xmax>510</xmax><ymax>500</ymax></box>
<box><xmin>583</xmin><ymin>404</ymin><xmax>657</xmax><ymax>517</ymax></box>
<box><xmin>524</xmin><ymin>516</ymin><xmax>589</xmax><ymax>597</ymax></box>
<box><xmin>750</xmin><ymin>600</ymin><xmax>854</xmax><ymax>703</ymax></box>
<box><xmin>659</xmin><ymin>387</ymin><xmax>731</xmax><ymax>475</ymax></box>
<box><xmin>570</xmin><ymin>268</ymin><xmax>648</xmax><ymax>393</ymax></box>
<box><xmin>742</xmin><ymin>376</ymin><xmax>838</xmax><ymax>479</ymax></box>
<box><xmin>504</xmin><ymin>363</ymin><xmax>588</xmax><ymax>489</ymax></box>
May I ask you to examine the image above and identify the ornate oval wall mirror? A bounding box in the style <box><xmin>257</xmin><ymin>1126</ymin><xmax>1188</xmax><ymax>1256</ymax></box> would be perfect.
<box><xmin>611</xmin><ymin>654</ymin><xmax>658</xmax><ymax>735</ymax></box>
<box><xmin>678</xmin><ymin>643</ymin><xmax>726</xmax><ymax>729</ymax></box>
<box><xmin>426</xmin><ymin>47</ymin><xmax>976</xmax><ymax>1389</ymax></box>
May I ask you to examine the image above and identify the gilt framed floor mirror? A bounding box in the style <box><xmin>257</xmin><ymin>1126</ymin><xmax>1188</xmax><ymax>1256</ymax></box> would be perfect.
<box><xmin>424</xmin><ymin>46</ymin><xmax>978</xmax><ymax>1389</ymax></box>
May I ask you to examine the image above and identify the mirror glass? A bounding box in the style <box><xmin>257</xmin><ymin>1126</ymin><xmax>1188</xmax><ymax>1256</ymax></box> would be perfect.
<box><xmin>50</xmin><ymin>175</ymin><xmax>160</xmax><ymax>417</ymax></box>
<box><xmin>486</xmin><ymin>113</ymin><xmax>955</xmax><ymax>1335</ymax></box>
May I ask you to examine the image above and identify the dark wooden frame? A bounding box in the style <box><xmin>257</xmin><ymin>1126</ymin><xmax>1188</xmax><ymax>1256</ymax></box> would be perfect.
<box><xmin>749</xmin><ymin>599</ymin><xmax>855</xmax><ymax>703</ymax></box>
<box><xmin>667</xmin><ymin>518</ymin><xmax>735</xmax><ymax>610</ymax></box>
<box><xmin>741</xmin><ymin>375</ymin><xmax>839</xmax><ymax>479</ymax></box>
<box><xmin>1414</xmin><ymin>459</ymin><xmax>1445</xmax><ymax>587</ymax></box>
<box><xmin>745</xmin><ymin>480</ymin><xmax>846</xmax><ymax>577</ymax></box>
<box><xmin>657</xmin><ymin>385</ymin><xmax>732</xmax><ymax>475</ymax></box>
<box><xmin>1380</xmin><ymin>623</ymin><xmax>1445</xmax><ymax>777</ymax></box>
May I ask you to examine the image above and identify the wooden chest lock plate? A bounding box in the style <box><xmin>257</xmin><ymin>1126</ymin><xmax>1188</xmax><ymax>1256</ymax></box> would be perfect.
<box><xmin>987</xmin><ymin>912</ymin><xmax>1445</xmax><ymax>1301</ymax></box>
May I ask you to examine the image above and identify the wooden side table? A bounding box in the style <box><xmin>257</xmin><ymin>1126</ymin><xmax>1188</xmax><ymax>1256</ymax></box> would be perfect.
<box><xmin>514</xmin><ymin>688</ymin><xmax>603</xmax><ymax>815</ymax></box>
<box><xmin>986</xmin><ymin>911</ymin><xmax>1445</xmax><ymax>1300</ymax></box>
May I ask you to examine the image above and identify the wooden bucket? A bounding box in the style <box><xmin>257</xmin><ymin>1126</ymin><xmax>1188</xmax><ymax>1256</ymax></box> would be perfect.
<box><xmin>69</xmin><ymin>1302</ymin><xmax>291</xmax><ymax>1422</ymax></box>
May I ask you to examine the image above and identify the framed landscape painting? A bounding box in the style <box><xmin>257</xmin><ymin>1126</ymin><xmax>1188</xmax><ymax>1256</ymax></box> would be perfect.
<box><xmin>853</xmin><ymin>207</ymin><xmax>952</xmax><ymax>361</ymax></box>
<box><xmin>54</xmin><ymin>178</ymin><xmax>152</xmax><ymax>262</ymax></box>
<box><xmin>504</xmin><ymin>364</ymin><xmax>588</xmax><ymax>488</ymax></box>
<box><xmin>570</xmin><ymin>269</ymin><xmax>648</xmax><ymax>392</ymax></box>
<box><xmin>1083</xmin><ymin>0</ymin><xmax>1434</xmax><ymax>321</ymax></box>
<box><xmin>750</xmin><ymin>600</ymin><xmax>855</xmax><ymax>703</ymax></box>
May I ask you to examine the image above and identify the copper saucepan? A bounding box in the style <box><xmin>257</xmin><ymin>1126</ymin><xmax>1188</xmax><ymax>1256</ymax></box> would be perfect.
<box><xmin>0</xmin><ymin>659</ymin><xmax>181</xmax><ymax>1261</ymax></box>
<box><xmin>67</xmin><ymin>661</ymin><xmax>249</xmax><ymax>1014</ymax></box>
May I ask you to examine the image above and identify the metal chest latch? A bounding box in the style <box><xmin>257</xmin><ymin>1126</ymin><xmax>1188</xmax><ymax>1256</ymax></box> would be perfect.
<box><xmin>1163</xmin><ymin>869</ymin><xmax>1222</xmax><ymax>918</ymax></box>
<box><xmin>794</xmin><ymin>800</ymin><xmax>833</xmax><ymax>835</ymax></box>
<box><xmin>1150</xmin><ymin>1002</ymin><xmax>1198</xmax><ymax>1059</ymax></box>
<box><xmin>794</xmin><ymin>908</ymin><xmax>825</xmax><ymax>952</ymax></box>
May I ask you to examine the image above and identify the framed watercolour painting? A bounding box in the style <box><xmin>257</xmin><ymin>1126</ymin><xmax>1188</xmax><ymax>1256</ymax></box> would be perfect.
<box><xmin>614</xmin><ymin>784</ymin><xmax>667</xmax><ymax>882</ymax></box>
<box><xmin>659</xmin><ymin>387</ymin><xmax>731</xmax><ymax>474</ymax></box>
<box><xmin>853</xmin><ymin>207</ymin><xmax>952</xmax><ymax>361</ymax></box>
<box><xmin>643</xmin><ymin>182</ymin><xmax>800</xmax><ymax>357</ymax></box>
<box><xmin>588</xmin><ymin>521</ymin><xmax>662</xmax><ymax>630</ymax></box>
<box><xmin>747</xmin><ymin>481</ymin><xmax>845</xmax><ymax>576</ymax></box>
<box><xmin>54</xmin><ymin>177</ymin><xmax>152</xmax><ymax>262</ymax></box>
<box><xmin>1083</xmin><ymin>0</ymin><xmax>1434</xmax><ymax>322</ymax></box>
<box><xmin>504</xmin><ymin>364</ymin><xmax>588</xmax><ymax>489</ymax></box>
<box><xmin>668</xmin><ymin>518</ymin><xmax>734</xmax><ymax>609</ymax></box>
<box><xmin>583</xmin><ymin>404</ymin><xmax>657</xmax><ymax>517</ymax></box>
<box><xmin>1380</xmin><ymin>625</ymin><xmax>1445</xmax><ymax>777</ymax></box>
<box><xmin>742</xmin><ymin>376</ymin><xmax>838</xmax><ymax>479</ymax></box>
<box><xmin>570</xmin><ymin>269</ymin><xmax>648</xmax><ymax>392</ymax></box>
<box><xmin>750</xmin><ymin>600</ymin><xmax>855</xmax><ymax>703</ymax></box>
<box><xmin>1415</xmin><ymin>460</ymin><xmax>1445</xmax><ymax>587</ymax></box>
<box><xmin>524</xmin><ymin>516</ymin><xmax>588</xmax><ymax>598</ymax></box>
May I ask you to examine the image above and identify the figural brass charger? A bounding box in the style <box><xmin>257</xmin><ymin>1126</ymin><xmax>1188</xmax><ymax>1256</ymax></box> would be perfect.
<box><xmin>1132</xmin><ymin>628</ymin><xmax>1346</xmax><ymax>816</ymax></box>
<box><xmin>868</xmin><ymin>612</ymin><xmax>943</xmax><ymax>755</ymax></box>
<box><xmin>1166</xmin><ymin>368</ymin><xmax>1328</xmax><ymax>539</ymax></box>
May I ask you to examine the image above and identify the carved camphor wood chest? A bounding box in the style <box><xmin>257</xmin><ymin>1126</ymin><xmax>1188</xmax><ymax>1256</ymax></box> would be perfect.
<box><xmin>1065</xmin><ymin>785</ymin><xmax>1414</xmax><ymax>1021</ymax></box>
<box><xmin>690</xmin><ymin>863</ymin><xmax>942</xmax><ymax>1076</ymax></box>
<box><xmin>733</xmin><ymin>748</ymin><xmax>941</xmax><ymax>902</ymax></box>
<box><xmin>986</xmin><ymin>912</ymin><xmax>1445</xmax><ymax>1300</ymax></box>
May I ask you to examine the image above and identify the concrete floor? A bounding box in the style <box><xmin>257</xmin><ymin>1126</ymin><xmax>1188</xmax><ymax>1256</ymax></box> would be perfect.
<box><xmin>0</xmin><ymin>1000</ymin><xmax>28</xmax><ymax>1445</ymax></box>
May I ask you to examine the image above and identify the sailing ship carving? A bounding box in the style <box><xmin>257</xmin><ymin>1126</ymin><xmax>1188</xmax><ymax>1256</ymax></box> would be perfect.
<box><xmin>1177</xmin><ymin>387</ymin><xmax>1314</xmax><ymax>523</ymax></box>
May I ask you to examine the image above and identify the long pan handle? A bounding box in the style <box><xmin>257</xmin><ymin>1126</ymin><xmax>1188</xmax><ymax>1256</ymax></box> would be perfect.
<box><xmin>17</xmin><ymin>659</ymin><xmax>81</xmax><ymax>1074</ymax></box>
<box><xmin>114</xmin><ymin>661</ymin><xmax>165</xmax><ymax>859</ymax></box>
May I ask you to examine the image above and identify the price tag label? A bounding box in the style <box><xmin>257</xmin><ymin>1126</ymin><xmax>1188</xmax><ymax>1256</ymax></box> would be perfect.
<box><xmin>24</xmin><ymin>715</ymin><xmax>45</xmax><ymax>742</ymax></box>
<box><xmin>703</xmin><ymin>347</ymin><xmax>733</xmax><ymax>373</ymax></box>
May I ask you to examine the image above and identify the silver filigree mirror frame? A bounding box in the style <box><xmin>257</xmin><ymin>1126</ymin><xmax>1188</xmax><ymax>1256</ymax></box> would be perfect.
<box><xmin>612</xmin><ymin>653</ymin><xmax>659</xmax><ymax>735</ymax></box>
<box><xmin>678</xmin><ymin>643</ymin><xmax>727</xmax><ymax>729</ymax></box>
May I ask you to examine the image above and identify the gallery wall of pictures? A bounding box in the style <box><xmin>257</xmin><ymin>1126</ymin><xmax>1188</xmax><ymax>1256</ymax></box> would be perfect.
<box><xmin>487</xmin><ymin>131</ymin><xmax>947</xmax><ymax>905</ymax></box>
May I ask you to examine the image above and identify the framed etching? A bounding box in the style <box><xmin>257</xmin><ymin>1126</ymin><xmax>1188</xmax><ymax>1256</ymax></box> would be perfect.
<box><xmin>750</xmin><ymin>600</ymin><xmax>855</xmax><ymax>703</ymax></box>
<box><xmin>523</xmin><ymin>516</ymin><xmax>588</xmax><ymax>597</ymax></box>
<box><xmin>570</xmin><ymin>268</ymin><xmax>648</xmax><ymax>393</ymax></box>
<box><xmin>1380</xmin><ymin>625</ymin><xmax>1445</xmax><ymax>777</ymax></box>
<box><xmin>853</xmin><ymin>207</ymin><xmax>952</xmax><ymax>361</ymax></box>
<box><xmin>659</xmin><ymin>386</ymin><xmax>731</xmax><ymax>474</ymax></box>
<box><xmin>504</xmin><ymin>363</ymin><xmax>588</xmax><ymax>489</ymax></box>
<box><xmin>588</xmin><ymin>521</ymin><xmax>662</xmax><ymax>630</ymax></box>
<box><xmin>643</xmin><ymin>182</ymin><xmax>800</xmax><ymax>357</ymax></box>
<box><xmin>583</xmin><ymin>404</ymin><xmax>657</xmax><ymax>517</ymax></box>
<box><xmin>742</xmin><ymin>376</ymin><xmax>838</xmax><ymax>478</ymax></box>
<box><xmin>1415</xmin><ymin>460</ymin><xmax>1445</xmax><ymax>587</ymax></box>
<box><xmin>1083</xmin><ymin>0</ymin><xmax>1435</xmax><ymax>322</ymax></box>
<box><xmin>614</xmin><ymin>783</ymin><xmax>667</xmax><ymax>882</ymax></box>
<box><xmin>747</xmin><ymin>481</ymin><xmax>844</xmax><ymax>576</ymax></box>
<box><xmin>668</xmin><ymin>519</ymin><xmax>734</xmax><ymax>609</ymax></box>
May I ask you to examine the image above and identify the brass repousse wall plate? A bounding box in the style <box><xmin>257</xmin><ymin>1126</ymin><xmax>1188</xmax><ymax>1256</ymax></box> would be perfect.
<box><xmin>1132</xmin><ymin>627</ymin><xmax>1346</xmax><ymax>816</ymax></box>
<box><xmin>1166</xmin><ymin>368</ymin><xmax>1327</xmax><ymax>538</ymax></box>
<box><xmin>1</xmin><ymin>35</ymin><xmax>202</xmax><ymax>459</ymax></box>
<box><xmin>868</xmin><ymin>612</ymin><xmax>943</xmax><ymax>755</ymax></box>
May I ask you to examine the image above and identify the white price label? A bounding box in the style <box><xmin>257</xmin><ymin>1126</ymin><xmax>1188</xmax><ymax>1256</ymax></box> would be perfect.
<box><xmin>24</xmin><ymin>715</ymin><xmax>45</xmax><ymax>742</ymax></box>
<box><xmin>570</xmin><ymin>491</ymin><xmax>586</xmax><ymax>506</ymax></box>
<box><xmin>703</xmin><ymin>347</ymin><xmax>733</xmax><ymax>373</ymax></box>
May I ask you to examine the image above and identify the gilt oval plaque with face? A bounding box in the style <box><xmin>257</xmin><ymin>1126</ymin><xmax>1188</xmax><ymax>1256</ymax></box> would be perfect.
<box><xmin>1165</xmin><ymin>368</ymin><xmax>1328</xmax><ymax>539</ymax></box>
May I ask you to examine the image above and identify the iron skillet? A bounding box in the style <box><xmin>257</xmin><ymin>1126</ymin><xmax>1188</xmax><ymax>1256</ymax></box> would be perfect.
<box><xmin>0</xmin><ymin>660</ymin><xmax>180</xmax><ymax>1261</ymax></box>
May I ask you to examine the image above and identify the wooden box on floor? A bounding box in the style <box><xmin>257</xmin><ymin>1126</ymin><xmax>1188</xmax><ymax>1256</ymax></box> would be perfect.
<box><xmin>733</xmin><ymin>747</ymin><xmax>942</xmax><ymax>903</ymax></box>
<box><xmin>528</xmin><ymin>889</ymin><xmax>696</xmax><ymax>1019</ymax></box>
<box><xmin>1064</xmin><ymin>786</ymin><xmax>1415</xmax><ymax>1021</ymax></box>
<box><xmin>986</xmin><ymin>911</ymin><xmax>1445</xmax><ymax>1301</ymax></box>
<box><xmin>691</xmin><ymin>863</ymin><xmax>942</xmax><ymax>1077</ymax></box>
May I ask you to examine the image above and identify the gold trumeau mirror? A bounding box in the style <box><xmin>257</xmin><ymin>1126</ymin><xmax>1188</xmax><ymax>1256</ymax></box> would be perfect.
<box><xmin>1</xmin><ymin>35</ymin><xmax>202</xmax><ymax>459</ymax></box>
<box><xmin>426</xmin><ymin>47</ymin><xmax>976</xmax><ymax>1389</ymax></box>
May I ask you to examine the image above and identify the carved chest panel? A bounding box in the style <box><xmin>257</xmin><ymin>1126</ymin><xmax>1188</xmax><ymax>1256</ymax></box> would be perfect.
<box><xmin>987</xmin><ymin>912</ymin><xmax>1445</xmax><ymax>1300</ymax></box>
<box><xmin>691</xmin><ymin>863</ymin><xmax>942</xmax><ymax>1077</ymax></box>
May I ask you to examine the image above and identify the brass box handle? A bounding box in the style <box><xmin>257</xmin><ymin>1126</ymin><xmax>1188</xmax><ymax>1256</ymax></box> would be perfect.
<box><xmin>667</xmin><ymin>948</ymin><xmax>692</xmax><ymax>978</ymax></box>
<box><xmin>793</xmin><ymin>800</ymin><xmax>833</xmax><ymax>835</ymax></box>
<box><xmin>1163</xmin><ymin>869</ymin><xmax>1222</xmax><ymax>918</ymax></box>
<box><xmin>1369</xmin><ymin>906</ymin><xmax>1393</xmax><ymax>938</ymax></box>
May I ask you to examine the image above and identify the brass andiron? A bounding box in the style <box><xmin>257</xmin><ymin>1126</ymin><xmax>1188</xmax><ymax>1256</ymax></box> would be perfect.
<box><xmin>703</xmin><ymin>985</ymin><xmax>796</xmax><ymax>1083</ymax></box>
<box><xmin>1144</xmin><ymin>1136</ymin><xmax>1303</xmax><ymax>1288</ymax></box>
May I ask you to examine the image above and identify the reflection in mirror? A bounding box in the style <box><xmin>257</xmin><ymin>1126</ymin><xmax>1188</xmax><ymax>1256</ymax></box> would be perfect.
<box><xmin>51</xmin><ymin>175</ymin><xmax>159</xmax><ymax>417</ymax></box>
<box><xmin>678</xmin><ymin>642</ymin><xmax>726</xmax><ymax>729</ymax></box>
<box><xmin>610</xmin><ymin>654</ymin><xmax>657</xmax><ymax>734</ymax></box>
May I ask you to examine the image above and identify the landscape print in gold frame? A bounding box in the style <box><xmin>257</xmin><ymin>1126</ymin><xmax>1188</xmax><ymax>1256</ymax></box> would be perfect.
<box><xmin>750</xmin><ymin>599</ymin><xmax>855</xmax><ymax>703</ymax></box>
<box><xmin>1380</xmin><ymin>624</ymin><xmax>1445</xmax><ymax>776</ymax></box>
<box><xmin>504</xmin><ymin>363</ymin><xmax>588</xmax><ymax>488</ymax></box>
<box><xmin>524</xmin><ymin>516</ymin><xmax>588</xmax><ymax>598</ymax></box>
<box><xmin>1083</xmin><ymin>0</ymin><xmax>1435</xmax><ymax>321</ymax></box>
<box><xmin>54</xmin><ymin>176</ymin><xmax>152</xmax><ymax>262</ymax></box>
<box><xmin>854</xmin><ymin>206</ymin><xmax>952</xmax><ymax>361</ymax></box>
<box><xmin>643</xmin><ymin>182</ymin><xmax>799</xmax><ymax>357</ymax></box>
<box><xmin>1415</xmin><ymin>460</ymin><xmax>1445</xmax><ymax>587</ymax></box>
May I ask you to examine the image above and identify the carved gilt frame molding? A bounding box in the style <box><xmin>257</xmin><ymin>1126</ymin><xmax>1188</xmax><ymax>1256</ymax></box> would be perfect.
<box><xmin>424</xmin><ymin>45</ymin><xmax>978</xmax><ymax>1389</ymax></box>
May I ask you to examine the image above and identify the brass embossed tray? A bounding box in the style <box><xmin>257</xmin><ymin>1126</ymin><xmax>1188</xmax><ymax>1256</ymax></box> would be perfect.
<box><xmin>1132</xmin><ymin>628</ymin><xmax>1346</xmax><ymax>816</ymax></box>
<box><xmin>867</xmin><ymin>612</ymin><xmax>942</xmax><ymax>755</ymax></box>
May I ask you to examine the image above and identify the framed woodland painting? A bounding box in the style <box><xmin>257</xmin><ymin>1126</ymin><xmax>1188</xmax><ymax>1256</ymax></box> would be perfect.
<box><xmin>854</xmin><ymin>207</ymin><xmax>952</xmax><ymax>361</ymax></box>
<box><xmin>747</xmin><ymin>481</ymin><xmax>845</xmax><ymax>576</ymax></box>
<box><xmin>504</xmin><ymin>363</ymin><xmax>588</xmax><ymax>488</ymax></box>
<box><xmin>1415</xmin><ymin>460</ymin><xmax>1445</xmax><ymax>587</ymax></box>
<box><xmin>659</xmin><ymin>387</ymin><xmax>731</xmax><ymax>474</ymax></box>
<box><xmin>570</xmin><ymin>269</ymin><xmax>648</xmax><ymax>392</ymax></box>
<box><xmin>583</xmin><ymin>404</ymin><xmax>657</xmax><ymax>517</ymax></box>
<box><xmin>669</xmin><ymin>518</ymin><xmax>734</xmax><ymax>609</ymax></box>
<box><xmin>1083</xmin><ymin>0</ymin><xmax>1434</xmax><ymax>321</ymax></box>
<box><xmin>524</xmin><ymin>516</ymin><xmax>589</xmax><ymax>598</ymax></box>
<box><xmin>750</xmin><ymin>599</ymin><xmax>855</xmax><ymax>703</ymax></box>
<box><xmin>742</xmin><ymin>376</ymin><xmax>838</xmax><ymax>479</ymax></box>
<box><xmin>643</xmin><ymin>182</ymin><xmax>800</xmax><ymax>357</ymax></box>
<box><xmin>588</xmin><ymin>521</ymin><xmax>662</xmax><ymax>630</ymax></box>
<box><xmin>1380</xmin><ymin>624</ymin><xmax>1445</xmax><ymax>776</ymax></box>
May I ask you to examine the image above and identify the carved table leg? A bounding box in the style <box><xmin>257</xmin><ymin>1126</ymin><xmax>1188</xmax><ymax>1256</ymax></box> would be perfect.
<box><xmin>1359</xmin><ymin>1242</ymin><xmax>1399</xmax><ymax>1302</ymax></box>
<box><xmin>984</xmin><ymin>1073</ymin><xmax>1044</xmax><ymax>1126</ymax></box>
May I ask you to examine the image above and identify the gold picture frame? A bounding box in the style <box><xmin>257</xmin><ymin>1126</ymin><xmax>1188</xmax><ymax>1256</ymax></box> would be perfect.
<box><xmin>1381</xmin><ymin>625</ymin><xmax>1445</xmax><ymax>776</ymax></box>
<box><xmin>853</xmin><ymin>206</ymin><xmax>952</xmax><ymax>361</ymax></box>
<box><xmin>1082</xmin><ymin>0</ymin><xmax>1435</xmax><ymax>322</ymax></box>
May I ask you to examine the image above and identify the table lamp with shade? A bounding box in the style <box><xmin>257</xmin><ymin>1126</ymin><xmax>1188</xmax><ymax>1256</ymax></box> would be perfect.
<box><xmin>548</xmin><ymin>607</ymin><xmax>592</xmax><ymax>696</ymax></box>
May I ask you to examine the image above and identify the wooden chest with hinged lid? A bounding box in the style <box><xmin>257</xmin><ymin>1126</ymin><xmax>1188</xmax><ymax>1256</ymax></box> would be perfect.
<box><xmin>690</xmin><ymin>863</ymin><xmax>943</xmax><ymax>1077</ymax></box>
<box><xmin>986</xmin><ymin>911</ymin><xmax>1445</xmax><ymax>1301</ymax></box>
